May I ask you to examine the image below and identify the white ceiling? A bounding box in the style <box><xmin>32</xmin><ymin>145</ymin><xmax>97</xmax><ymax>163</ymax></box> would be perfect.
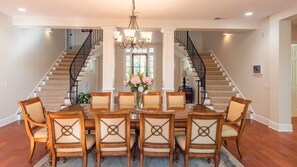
<box><xmin>0</xmin><ymin>0</ymin><xmax>297</xmax><ymax>29</ymax></box>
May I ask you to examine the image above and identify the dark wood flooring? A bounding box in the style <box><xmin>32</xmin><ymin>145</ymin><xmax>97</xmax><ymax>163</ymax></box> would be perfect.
<box><xmin>0</xmin><ymin>118</ymin><xmax>296</xmax><ymax>167</ymax></box>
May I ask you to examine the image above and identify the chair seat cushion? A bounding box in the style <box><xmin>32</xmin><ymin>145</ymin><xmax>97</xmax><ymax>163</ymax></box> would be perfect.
<box><xmin>222</xmin><ymin>125</ymin><xmax>238</xmax><ymax>137</ymax></box>
<box><xmin>174</xmin><ymin>128</ymin><xmax>185</xmax><ymax>136</ymax></box>
<box><xmin>57</xmin><ymin>134</ymin><xmax>95</xmax><ymax>153</ymax></box>
<box><xmin>101</xmin><ymin>133</ymin><xmax>136</xmax><ymax>152</ymax></box>
<box><xmin>140</xmin><ymin>140</ymin><xmax>175</xmax><ymax>153</ymax></box>
<box><xmin>176</xmin><ymin>135</ymin><xmax>214</xmax><ymax>153</ymax></box>
<box><xmin>34</xmin><ymin>127</ymin><xmax>47</xmax><ymax>138</ymax></box>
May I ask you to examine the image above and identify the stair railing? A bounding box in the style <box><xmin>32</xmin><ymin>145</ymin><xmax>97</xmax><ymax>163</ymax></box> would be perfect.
<box><xmin>69</xmin><ymin>29</ymin><xmax>103</xmax><ymax>104</ymax></box>
<box><xmin>174</xmin><ymin>31</ymin><xmax>206</xmax><ymax>105</ymax></box>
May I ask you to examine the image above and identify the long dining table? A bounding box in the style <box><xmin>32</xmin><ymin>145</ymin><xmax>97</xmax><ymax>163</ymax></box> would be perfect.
<box><xmin>59</xmin><ymin>104</ymin><xmax>216</xmax><ymax>130</ymax></box>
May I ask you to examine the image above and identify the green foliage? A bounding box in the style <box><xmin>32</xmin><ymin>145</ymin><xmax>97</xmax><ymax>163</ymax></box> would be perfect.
<box><xmin>77</xmin><ymin>92</ymin><xmax>90</xmax><ymax>104</ymax></box>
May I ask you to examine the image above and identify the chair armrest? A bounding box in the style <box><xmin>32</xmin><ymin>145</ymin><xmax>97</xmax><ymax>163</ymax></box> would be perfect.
<box><xmin>223</xmin><ymin>113</ymin><xmax>244</xmax><ymax>125</ymax></box>
<box><xmin>26</xmin><ymin>114</ymin><xmax>47</xmax><ymax>127</ymax></box>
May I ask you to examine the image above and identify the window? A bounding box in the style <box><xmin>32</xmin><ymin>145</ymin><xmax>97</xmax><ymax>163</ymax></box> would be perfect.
<box><xmin>125</xmin><ymin>47</ymin><xmax>155</xmax><ymax>78</ymax></box>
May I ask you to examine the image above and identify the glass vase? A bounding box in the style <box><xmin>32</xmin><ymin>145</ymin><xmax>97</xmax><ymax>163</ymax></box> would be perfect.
<box><xmin>134</xmin><ymin>91</ymin><xmax>142</xmax><ymax>110</ymax></box>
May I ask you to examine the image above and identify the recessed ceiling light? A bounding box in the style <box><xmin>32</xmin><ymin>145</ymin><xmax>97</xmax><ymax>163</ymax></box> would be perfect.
<box><xmin>17</xmin><ymin>8</ymin><xmax>26</xmax><ymax>12</ymax></box>
<box><xmin>245</xmin><ymin>12</ymin><xmax>253</xmax><ymax>16</ymax></box>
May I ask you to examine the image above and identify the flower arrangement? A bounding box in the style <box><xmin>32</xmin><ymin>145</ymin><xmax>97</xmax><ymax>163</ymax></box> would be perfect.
<box><xmin>124</xmin><ymin>73</ymin><xmax>154</xmax><ymax>93</ymax></box>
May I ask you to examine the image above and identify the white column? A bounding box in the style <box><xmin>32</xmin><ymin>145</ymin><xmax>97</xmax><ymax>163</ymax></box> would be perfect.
<box><xmin>101</xmin><ymin>26</ymin><xmax>116</xmax><ymax>110</ymax></box>
<box><xmin>269</xmin><ymin>19</ymin><xmax>292</xmax><ymax>131</ymax></box>
<box><xmin>161</xmin><ymin>28</ymin><xmax>176</xmax><ymax>110</ymax></box>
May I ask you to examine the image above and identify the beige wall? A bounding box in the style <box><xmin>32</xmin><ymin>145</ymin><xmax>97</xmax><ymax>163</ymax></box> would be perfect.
<box><xmin>202</xmin><ymin>18</ymin><xmax>270</xmax><ymax>120</ymax></box>
<box><xmin>189</xmin><ymin>31</ymin><xmax>203</xmax><ymax>53</ymax></box>
<box><xmin>292</xmin><ymin>25</ymin><xmax>297</xmax><ymax>44</ymax></box>
<box><xmin>174</xmin><ymin>56</ymin><xmax>181</xmax><ymax>91</ymax></box>
<box><xmin>0</xmin><ymin>13</ymin><xmax>65</xmax><ymax>123</ymax></box>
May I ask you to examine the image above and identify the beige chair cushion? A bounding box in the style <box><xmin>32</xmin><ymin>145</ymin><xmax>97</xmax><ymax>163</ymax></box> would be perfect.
<box><xmin>100</xmin><ymin>118</ymin><xmax>126</xmax><ymax>143</ymax></box>
<box><xmin>57</xmin><ymin>134</ymin><xmax>95</xmax><ymax>153</ymax></box>
<box><xmin>101</xmin><ymin>133</ymin><xmax>136</xmax><ymax>152</ymax></box>
<box><xmin>168</xmin><ymin>96</ymin><xmax>184</xmax><ymax>108</ymax></box>
<box><xmin>92</xmin><ymin>96</ymin><xmax>109</xmax><ymax>109</ymax></box>
<box><xmin>144</xmin><ymin>118</ymin><xmax>170</xmax><ymax>144</ymax></box>
<box><xmin>119</xmin><ymin>96</ymin><xmax>134</xmax><ymax>109</ymax></box>
<box><xmin>226</xmin><ymin>101</ymin><xmax>245</xmax><ymax>126</ymax></box>
<box><xmin>222</xmin><ymin>125</ymin><xmax>238</xmax><ymax>137</ymax></box>
<box><xmin>25</xmin><ymin>101</ymin><xmax>45</xmax><ymax>126</ymax></box>
<box><xmin>33</xmin><ymin>127</ymin><xmax>47</xmax><ymax>138</ymax></box>
<box><xmin>143</xmin><ymin>96</ymin><xmax>160</xmax><ymax>109</ymax></box>
<box><xmin>174</xmin><ymin>128</ymin><xmax>186</xmax><ymax>137</ymax></box>
<box><xmin>54</xmin><ymin>118</ymin><xmax>81</xmax><ymax>143</ymax></box>
<box><xmin>176</xmin><ymin>135</ymin><xmax>214</xmax><ymax>153</ymax></box>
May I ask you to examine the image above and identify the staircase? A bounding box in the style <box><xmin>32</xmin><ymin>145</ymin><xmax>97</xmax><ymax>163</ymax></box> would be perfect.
<box><xmin>34</xmin><ymin>29</ymin><xmax>103</xmax><ymax>111</ymax></box>
<box><xmin>36</xmin><ymin>52</ymin><xmax>76</xmax><ymax>111</ymax></box>
<box><xmin>201</xmin><ymin>53</ymin><xmax>237</xmax><ymax>111</ymax></box>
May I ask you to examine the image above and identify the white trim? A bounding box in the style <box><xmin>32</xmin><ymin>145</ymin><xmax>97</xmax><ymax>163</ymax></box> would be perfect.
<box><xmin>268</xmin><ymin>120</ymin><xmax>293</xmax><ymax>132</ymax></box>
<box><xmin>0</xmin><ymin>113</ymin><xmax>19</xmax><ymax>127</ymax></box>
<box><xmin>251</xmin><ymin>112</ymin><xmax>269</xmax><ymax>125</ymax></box>
<box><xmin>14</xmin><ymin>49</ymin><xmax>66</xmax><ymax>118</ymax></box>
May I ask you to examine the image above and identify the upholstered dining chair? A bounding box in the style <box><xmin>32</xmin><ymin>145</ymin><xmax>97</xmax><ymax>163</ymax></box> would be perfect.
<box><xmin>175</xmin><ymin>112</ymin><xmax>225</xmax><ymax>167</ymax></box>
<box><xmin>166</xmin><ymin>92</ymin><xmax>186</xmax><ymax>136</ymax></box>
<box><xmin>221</xmin><ymin>96</ymin><xmax>251</xmax><ymax>158</ymax></box>
<box><xmin>94</xmin><ymin>111</ymin><xmax>135</xmax><ymax>167</ymax></box>
<box><xmin>139</xmin><ymin>111</ymin><xmax>175</xmax><ymax>167</ymax></box>
<box><xmin>46</xmin><ymin>111</ymin><xmax>95</xmax><ymax>167</ymax></box>
<box><xmin>18</xmin><ymin>97</ymin><xmax>47</xmax><ymax>161</ymax></box>
<box><xmin>118</xmin><ymin>92</ymin><xmax>135</xmax><ymax>110</ymax></box>
<box><xmin>142</xmin><ymin>91</ymin><xmax>162</xmax><ymax>110</ymax></box>
<box><xmin>90</xmin><ymin>92</ymin><xmax>111</xmax><ymax>111</ymax></box>
<box><xmin>166</xmin><ymin>92</ymin><xmax>186</xmax><ymax>110</ymax></box>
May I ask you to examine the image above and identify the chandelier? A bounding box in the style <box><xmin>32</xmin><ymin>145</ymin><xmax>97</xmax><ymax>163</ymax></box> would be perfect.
<box><xmin>114</xmin><ymin>0</ymin><xmax>152</xmax><ymax>49</ymax></box>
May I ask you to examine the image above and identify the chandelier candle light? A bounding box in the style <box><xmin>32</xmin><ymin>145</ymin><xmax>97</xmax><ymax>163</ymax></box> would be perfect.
<box><xmin>114</xmin><ymin>0</ymin><xmax>152</xmax><ymax>49</ymax></box>
<box><xmin>124</xmin><ymin>73</ymin><xmax>154</xmax><ymax>110</ymax></box>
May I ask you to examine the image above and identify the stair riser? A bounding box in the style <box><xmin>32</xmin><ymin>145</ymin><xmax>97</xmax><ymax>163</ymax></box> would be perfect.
<box><xmin>40</xmin><ymin>97</ymin><xmax>65</xmax><ymax>103</ymax></box>
<box><xmin>207</xmin><ymin>92</ymin><xmax>236</xmax><ymax>97</ymax></box>
<box><xmin>206</xmin><ymin>76</ymin><xmax>226</xmax><ymax>80</ymax></box>
<box><xmin>206</xmin><ymin>71</ymin><xmax>223</xmax><ymax>75</ymax></box>
<box><xmin>213</xmin><ymin>105</ymin><xmax>228</xmax><ymax>111</ymax></box>
<box><xmin>45</xmin><ymin>80</ymin><xmax>69</xmax><ymax>84</ymax></box>
<box><xmin>207</xmin><ymin>87</ymin><xmax>232</xmax><ymax>91</ymax></box>
<box><xmin>206</xmin><ymin>80</ymin><xmax>229</xmax><ymax>85</ymax></box>
<box><xmin>210</xmin><ymin>98</ymin><xmax>230</xmax><ymax>103</ymax></box>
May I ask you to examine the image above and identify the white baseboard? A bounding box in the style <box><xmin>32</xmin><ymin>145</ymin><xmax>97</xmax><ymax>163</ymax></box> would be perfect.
<box><xmin>0</xmin><ymin>114</ymin><xmax>18</xmax><ymax>127</ymax></box>
<box><xmin>251</xmin><ymin>113</ymin><xmax>292</xmax><ymax>132</ymax></box>
<box><xmin>268</xmin><ymin>120</ymin><xmax>293</xmax><ymax>132</ymax></box>
<box><xmin>251</xmin><ymin>112</ymin><xmax>269</xmax><ymax>125</ymax></box>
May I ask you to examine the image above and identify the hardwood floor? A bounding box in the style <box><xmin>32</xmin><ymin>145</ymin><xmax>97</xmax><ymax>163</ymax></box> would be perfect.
<box><xmin>0</xmin><ymin>118</ymin><xmax>296</xmax><ymax>167</ymax></box>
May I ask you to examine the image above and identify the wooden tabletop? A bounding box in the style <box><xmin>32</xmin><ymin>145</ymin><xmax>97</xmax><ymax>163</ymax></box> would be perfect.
<box><xmin>59</xmin><ymin>104</ymin><xmax>216</xmax><ymax>129</ymax></box>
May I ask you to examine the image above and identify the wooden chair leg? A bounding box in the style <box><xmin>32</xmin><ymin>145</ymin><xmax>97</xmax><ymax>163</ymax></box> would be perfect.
<box><xmin>83</xmin><ymin>154</ymin><xmax>87</xmax><ymax>167</ymax></box>
<box><xmin>51</xmin><ymin>154</ymin><xmax>57</xmax><ymax>167</ymax></box>
<box><xmin>96</xmin><ymin>153</ymin><xmax>101</xmax><ymax>167</ymax></box>
<box><xmin>184</xmin><ymin>153</ymin><xmax>189</xmax><ymax>167</ymax></box>
<box><xmin>223</xmin><ymin>140</ymin><xmax>227</xmax><ymax>146</ymax></box>
<box><xmin>170</xmin><ymin>151</ymin><xmax>174</xmax><ymax>167</ymax></box>
<box><xmin>139</xmin><ymin>152</ymin><xmax>143</xmax><ymax>167</ymax></box>
<box><xmin>174</xmin><ymin>146</ymin><xmax>180</xmax><ymax>162</ymax></box>
<box><xmin>236</xmin><ymin>139</ymin><xmax>243</xmax><ymax>158</ymax></box>
<box><xmin>28</xmin><ymin>140</ymin><xmax>35</xmax><ymax>161</ymax></box>
<box><xmin>127</xmin><ymin>152</ymin><xmax>131</xmax><ymax>167</ymax></box>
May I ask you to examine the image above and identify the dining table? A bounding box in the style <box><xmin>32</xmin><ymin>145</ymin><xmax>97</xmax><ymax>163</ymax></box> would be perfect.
<box><xmin>59</xmin><ymin>104</ymin><xmax>216</xmax><ymax>130</ymax></box>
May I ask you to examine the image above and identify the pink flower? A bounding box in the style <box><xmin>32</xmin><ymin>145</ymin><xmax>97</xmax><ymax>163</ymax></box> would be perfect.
<box><xmin>131</xmin><ymin>75</ymin><xmax>141</xmax><ymax>84</ymax></box>
<box><xmin>142</xmin><ymin>77</ymin><xmax>152</xmax><ymax>85</ymax></box>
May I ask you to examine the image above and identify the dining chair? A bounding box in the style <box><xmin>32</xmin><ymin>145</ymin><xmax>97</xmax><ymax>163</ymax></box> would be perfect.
<box><xmin>166</xmin><ymin>92</ymin><xmax>186</xmax><ymax>110</ymax></box>
<box><xmin>221</xmin><ymin>96</ymin><xmax>251</xmax><ymax>158</ymax></box>
<box><xmin>175</xmin><ymin>112</ymin><xmax>225</xmax><ymax>167</ymax></box>
<box><xmin>142</xmin><ymin>91</ymin><xmax>162</xmax><ymax>110</ymax></box>
<box><xmin>166</xmin><ymin>92</ymin><xmax>186</xmax><ymax>136</ymax></box>
<box><xmin>139</xmin><ymin>111</ymin><xmax>175</xmax><ymax>167</ymax></box>
<box><xmin>118</xmin><ymin>92</ymin><xmax>135</xmax><ymax>110</ymax></box>
<box><xmin>94</xmin><ymin>111</ymin><xmax>135</xmax><ymax>167</ymax></box>
<box><xmin>18</xmin><ymin>97</ymin><xmax>47</xmax><ymax>161</ymax></box>
<box><xmin>46</xmin><ymin>111</ymin><xmax>95</xmax><ymax>167</ymax></box>
<box><xmin>90</xmin><ymin>92</ymin><xmax>111</xmax><ymax>111</ymax></box>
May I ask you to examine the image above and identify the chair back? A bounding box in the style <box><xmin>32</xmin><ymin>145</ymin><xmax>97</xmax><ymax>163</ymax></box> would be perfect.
<box><xmin>94</xmin><ymin>112</ymin><xmax>130</xmax><ymax>153</ymax></box>
<box><xmin>166</xmin><ymin>92</ymin><xmax>186</xmax><ymax>110</ymax></box>
<box><xmin>142</xmin><ymin>92</ymin><xmax>161</xmax><ymax>110</ymax></box>
<box><xmin>18</xmin><ymin>97</ymin><xmax>46</xmax><ymax>130</ymax></box>
<box><xmin>225</xmin><ymin>96</ymin><xmax>252</xmax><ymax>130</ymax></box>
<box><xmin>139</xmin><ymin>111</ymin><xmax>175</xmax><ymax>154</ymax></box>
<box><xmin>186</xmin><ymin>112</ymin><xmax>225</xmax><ymax>155</ymax></box>
<box><xmin>46</xmin><ymin>111</ymin><xmax>87</xmax><ymax>154</ymax></box>
<box><xmin>90</xmin><ymin>92</ymin><xmax>111</xmax><ymax>111</ymax></box>
<box><xmin>118</xmin><ymin>92</ymin><xmax>135</xmax><ymax>110</ymax></box>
